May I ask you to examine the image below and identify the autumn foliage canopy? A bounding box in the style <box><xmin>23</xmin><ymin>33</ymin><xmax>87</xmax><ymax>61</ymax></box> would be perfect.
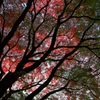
<box><xmin>0</xmin><ymin>0</ymin><xmax>100</xmax><ymax>100</ymax></box>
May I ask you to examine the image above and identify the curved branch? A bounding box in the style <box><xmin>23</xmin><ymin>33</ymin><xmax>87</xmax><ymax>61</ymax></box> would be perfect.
<box><xmin>72</xmin><ymin>15</ymin><xmax>100</xmax><ymax>21</ymax></box>
<box><xmin>40</xmin><ymin>81</ymin><xmax>70</xmax><ymax>100</ymax></box>
<box><xmin>25</xmin><ymin>45</ymin><xmax>80</xmax><ymax>100</ymax></box>
<box><xmin>0</xmin><ymin>0</ymin><xmax>33</xmax><ymax>56</ymax></box>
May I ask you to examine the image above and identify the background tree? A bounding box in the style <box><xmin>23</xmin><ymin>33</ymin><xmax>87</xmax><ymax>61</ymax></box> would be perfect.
<box><xmin>0</xmin><ymin>0</ymin><xmax>100</xmax><ymax>100</ymax></box>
